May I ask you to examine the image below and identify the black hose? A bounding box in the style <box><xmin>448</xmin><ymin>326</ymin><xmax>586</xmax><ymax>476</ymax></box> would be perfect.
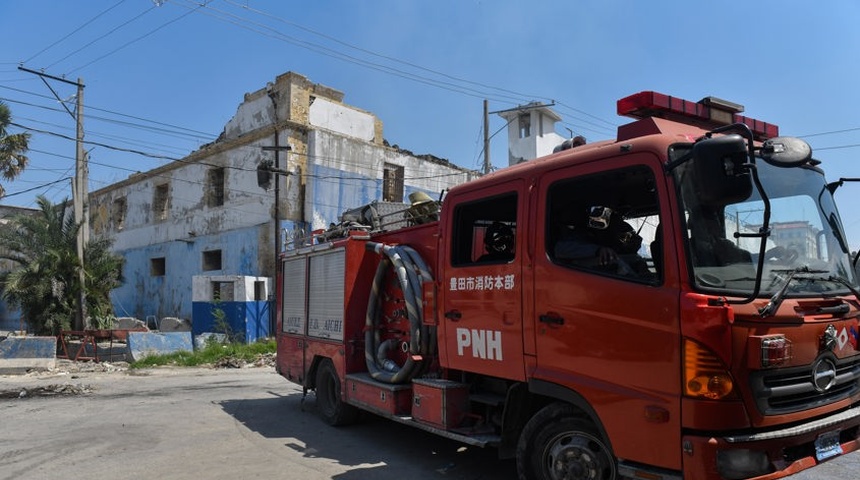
<box><xmin>364</xmin><ymin>242</ymin><xmax>434</xmax><ymax>383</ymax></box>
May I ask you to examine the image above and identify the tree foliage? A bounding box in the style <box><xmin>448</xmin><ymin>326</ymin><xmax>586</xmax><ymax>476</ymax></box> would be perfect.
<box><xmin>0</xmin><ymin>196</ymin><xmax>124</xmax><ymax>335</ymax></box>
<box><xmin>0</xmin><ymin>101</ymin><xmax>30</xmax><ymax>198</ymax></box>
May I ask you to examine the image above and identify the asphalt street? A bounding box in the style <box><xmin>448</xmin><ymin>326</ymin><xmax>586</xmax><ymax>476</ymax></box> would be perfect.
<box><xmin>0</xmin><ymin>365</ymin><xmax>856</xmax><ymax>480</ymax></box>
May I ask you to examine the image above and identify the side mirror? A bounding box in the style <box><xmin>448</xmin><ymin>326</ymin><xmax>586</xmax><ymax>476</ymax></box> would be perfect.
<box><xmin>692</xmin><ymin>134</ymin><xmax>753</xmax><ymax>205</ymax></box>
<box><xmin>760</xmin><ymin>136</ymin><xmax>812</xmax><ymax>167</ymax></box>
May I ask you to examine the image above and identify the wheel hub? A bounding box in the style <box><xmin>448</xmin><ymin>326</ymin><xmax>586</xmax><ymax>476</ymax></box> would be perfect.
<box><xmin>545</xmin><ymin>433</ymin><xmax>613</xmax><ymax>480</ymax></box>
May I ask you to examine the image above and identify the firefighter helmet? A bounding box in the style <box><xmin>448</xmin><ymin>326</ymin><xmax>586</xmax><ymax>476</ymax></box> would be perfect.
<box><xmin>484</xmin><ymin>222</ymin><xmax>514</xmax><ymax>255</ymax></box>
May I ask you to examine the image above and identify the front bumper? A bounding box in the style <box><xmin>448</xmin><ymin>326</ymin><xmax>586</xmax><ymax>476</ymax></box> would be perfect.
<box><xmin>682</xmin><ymin>405</ymin><xmax>860</xmax><ymax>479</ymax></box>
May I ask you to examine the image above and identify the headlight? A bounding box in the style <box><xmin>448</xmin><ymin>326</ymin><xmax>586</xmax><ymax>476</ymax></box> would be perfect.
<box><xmin>684</xmin><ymin>338</ymin><xmax>736</xmax><ymax>400</ymax></box>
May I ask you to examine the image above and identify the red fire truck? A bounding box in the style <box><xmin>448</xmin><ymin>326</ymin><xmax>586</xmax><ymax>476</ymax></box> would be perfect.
<box><xmin>276</xmin><ymin>91</ymin><xmax>860</xmax><ymax>480</ymax></box>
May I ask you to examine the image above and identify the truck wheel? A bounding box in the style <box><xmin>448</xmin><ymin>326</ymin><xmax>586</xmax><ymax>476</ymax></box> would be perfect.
<box><xmin>516</xmin><ymin>403</ymin><xmax>616</xmax><ymax>480</ymax></box>
<box><xmin>315</xmin><ymin>359</ymin><xmax>359</xmax><ymax>426</ymax></box>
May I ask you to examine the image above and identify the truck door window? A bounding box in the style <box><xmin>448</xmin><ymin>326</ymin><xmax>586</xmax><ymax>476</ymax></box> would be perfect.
<box><xmin>546</xmin><ymin>165</ymin><xmax>661</xmax><ymax>283</ymax></box>
<box><xmin>451</xmin><ymin>193</ymin><xmax>517</xmax><ymax>266</ymax></box>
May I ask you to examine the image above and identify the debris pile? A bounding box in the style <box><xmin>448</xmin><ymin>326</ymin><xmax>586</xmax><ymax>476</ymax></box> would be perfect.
<box><xmin>212</xmin><ymin>353</ymin><xmax>276</xmax><ymax>369</ymax></box>
<box><xmin>0</xmin><ymin>383</ymin><xmax>94</xmax><ymax>399</ymax></box>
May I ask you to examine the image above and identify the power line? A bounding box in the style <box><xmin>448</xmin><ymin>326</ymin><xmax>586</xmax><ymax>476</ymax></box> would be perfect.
<box><xmin>173</xmin><ymin>0</ymin><xmax>531</xmax><ymax>106</ymax></box>
<box><xmin>0</xmin><ymin>84</ymin><xmax>216</xmax><ymax>139</ymax></box>
<box><xmin>67</xmin><ymin>2</ymin><xmax>211</xmax><ymax>74</ymax></box>
<box><xmin>207</xmin><ymin>0</ymin><xmax>620</xmax><ymax>128</ymax></box>
<box><xmin>3</xmin><ymin>177</ymin><xmax>72</xmax><ymax>198</ymax></box>
<box><xmin>800</xmin><ymin>127</ymin><xmax>860</xmax><ymax>139</ymax></box>
<box><xmin>24</xmin><ymin>0</ymin><xmax>131</xmax><ymax>65</ymax></box>
<box><xmin>18</xmin><ymin>115</ymin><xmax>193</xmax><ymax>157</ymax></box>
<box><xmin>222</xmin><ymin>0</ymin><xmax>550</xmax><ymax>104</ymax></box>
<box><xmin>11</xmin><ymin>122</ymin><xmax>183</xmax><ymax>162</ymax></box>
<box><xmin>17</xmin><ymin>126</ymin><xmax>473</xmax><ymax>190</ymax></box>
<box><xmin>178</xmin><ymin>1</ymin><xmax>619</xmax><ymax>140</ymax></box>
<box><xmin>45</xmin><ymin>4</ymin><xmax>157</xmax><ymax>70</ymax></box>
<box><xmin>814</xmin><ymin>144</ymin><xmax>860</xmax><ymax>152</ymax></box>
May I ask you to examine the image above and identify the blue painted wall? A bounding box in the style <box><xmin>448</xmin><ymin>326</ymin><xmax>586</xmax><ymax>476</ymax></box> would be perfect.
<box><xmin>310</xmin><ymin>163</ymin><xmax>378</xmax><ymax>225</ymax></box>
<box><xmin>111</xmin><ymin>225</ymin><xmax>265</xmax><ymax>322</ymax></box>
<box><xmin>0</xmin><ymin>302</ymin><xmax>22</xmax><ymax>332</ymax></box>
<box><xmin>191</xmin><ymin>300</ymin><xmax>271</xmax><ymax>344</ymax></box>
<box><xmin>308</xmin><ymin>163</ymin><xmax>437</xmax><ymax>226</ymax></box>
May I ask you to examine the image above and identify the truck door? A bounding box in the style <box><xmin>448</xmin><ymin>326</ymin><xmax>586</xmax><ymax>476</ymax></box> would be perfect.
<box><xmin>532</xmin><ymin>157</ymin><xmax>682</xmax><ymax>471</ymax></box>
<box><xmin>439</xmin><ymin>181</ymin><xmax>526</xmax><ymax>381</ymax></box>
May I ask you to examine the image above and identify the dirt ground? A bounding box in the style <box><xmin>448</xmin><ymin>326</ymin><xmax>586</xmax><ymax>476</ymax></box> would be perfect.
<box><xmin>1</xmin><ymin>359</ymin><xmax>856</xmax><ymax>480</ymax></box>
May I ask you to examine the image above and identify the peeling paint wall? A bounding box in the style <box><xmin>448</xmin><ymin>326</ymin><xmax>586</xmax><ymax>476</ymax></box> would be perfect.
<box><xmin>111</xmin><ymin>226</ymin><xmax>266</xmax><ymax>321</ymax></box>
<box><xmin>89</xmin><ymin>71</ymin><xmax>475</xmax><ymax>324</ymax></box>
<box><xmin>306</xmin><ymin>129</ymin><xmax>472</xmax><ymax>231</ymax></box>
<box><xmin>309</xmin><ymin>97</ymin><xmax>376</xmax><ymax>142</ymax></box>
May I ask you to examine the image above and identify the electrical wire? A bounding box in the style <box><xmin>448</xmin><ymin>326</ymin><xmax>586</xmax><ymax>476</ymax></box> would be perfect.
<box><xmin>67</xmin><ymin>2</ymin><xmax>212</xmax><ymax>74</ymax></box>
<box><xmin>3</xmin><ymin>177</ymin><xmax>72</xmax><ymax>198</ymax></box>
<box><xmin>176</xmin><ymin>1</ymin><xmax>618</xmax><ymax>140</ymax></box>
<box><xmin>24</xmin><ymin>0</ymin><xmax>131</xmax><ymax>65</ymax></box>
<box><xmin>173</xmin><ymin>0</ymin><xmax>530</xmax><ymax>105</ymax></box>
<box><xmin>11</xmin><ymin>122</ymin><xmax>183</xmax><ymax>162</ymax></box>
<box><xmin>0</xmin><ymin>84</ymin><xmax>216</xmax><ymax>140</ymax></box>
<box><xmin>222</xmin><ymin>0</ymin><xmax>550</xmax><ymax>104</ymax></box>
<box><xmin>45</xmin><ymin>5</ymin><xmax>157</xmax><ymax>71</ymax></box>
<box><xmin>210</xmin><ymin>0</ymin><xmax>620</xmax><ymax>130</ymax></box>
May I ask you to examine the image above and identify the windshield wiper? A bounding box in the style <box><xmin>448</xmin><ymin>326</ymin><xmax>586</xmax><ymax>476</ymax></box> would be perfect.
<box><xmin>822</xmin><ymin>276</ymin><xmax>860</xmax><ymax>305</ymax></box>
<box><xmin>759</xmin><ymin>267</ymin><xmax>829</xmax><ymax>317</ymax></box>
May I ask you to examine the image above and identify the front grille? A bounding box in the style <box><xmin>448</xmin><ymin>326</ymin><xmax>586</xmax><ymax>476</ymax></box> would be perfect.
<box><xmin>750</xmin><ymin>355</ymin><xmax>860</xmax><ymax>415</ymax></box>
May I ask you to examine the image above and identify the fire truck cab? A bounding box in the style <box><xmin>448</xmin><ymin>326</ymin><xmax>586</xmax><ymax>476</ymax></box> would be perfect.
<box><xmin>276</xmin><ymin>92</ymin><xmax>860</xmax><ymax>480</ymax></box>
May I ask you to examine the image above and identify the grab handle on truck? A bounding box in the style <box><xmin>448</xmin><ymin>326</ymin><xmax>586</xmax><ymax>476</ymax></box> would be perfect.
<box><xmin>539</xmin><ymin>313</ymin><xmax>565</xmax><ymax>326</ymax></box>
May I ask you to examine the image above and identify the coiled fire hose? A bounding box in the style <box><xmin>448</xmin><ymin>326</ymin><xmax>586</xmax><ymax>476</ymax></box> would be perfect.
<box><xmin>365</xmin><ymin>242</ymin><xmax>434</xmax><ymax>383</ymax></box>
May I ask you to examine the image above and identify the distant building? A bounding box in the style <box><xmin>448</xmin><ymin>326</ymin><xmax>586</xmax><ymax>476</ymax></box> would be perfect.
<box><xmin>769</xmin><ymin>221</ymin><xmax>820</xmax><ymax>258</ymax></box>
<box><xmin>88</xmin><ymin>71</ymin><xmax>476</xmax><ymax>322</ymax></box>
<box><xmin>497</xmin><ymin>102</ymin><xmax>567</xmax><ymax>166</ymax></box>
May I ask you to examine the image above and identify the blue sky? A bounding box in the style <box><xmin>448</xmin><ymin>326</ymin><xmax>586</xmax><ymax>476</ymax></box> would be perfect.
<box><xmin>2</xmin><ymin>1</ymin><xmax>860</xmax><ymax>248</ymax></box>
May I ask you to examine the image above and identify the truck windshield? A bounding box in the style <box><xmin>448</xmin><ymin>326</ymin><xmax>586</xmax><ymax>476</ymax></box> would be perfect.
<box><xmin>677</xmin><ymin>158</ymin><xmax>858</xmax><ymax>297</ymax></box>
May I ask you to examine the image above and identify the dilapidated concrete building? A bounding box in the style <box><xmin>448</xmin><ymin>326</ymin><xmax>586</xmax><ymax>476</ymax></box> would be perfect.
<box><xmin>89</xmin><ymin>71</ymin><xmax>476</xmax><ymax>322</ymax></box>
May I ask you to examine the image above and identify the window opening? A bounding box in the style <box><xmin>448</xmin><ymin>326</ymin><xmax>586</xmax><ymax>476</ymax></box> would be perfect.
<box><xmin>212</xmin><ymin>281</ymin><xmax>234</xmax><ymax>301</ymax></box>
<box><xmin>254</xmin><ymin>280</ymin><xmax>266</xmax><ymax>301</ymax></box>
<box><xmin>154</xmin><ymin>183</ymin><xmax>169</xmax><ymax>221</ymax></box>
<box><xmin>113</xmin><ymin>197</ymin><xmax>127</xmax><ymax>230</ymax></box>
<box><xmin>150</xmin><ymin>257</ymin><xmax>166</xmax><ymax>276</ymax></box>
<box><xmin>202</xmin><ymin>250</ymin><xmax>223</xmax><ymax>271</ymax></box>
<box><xmin>518</xmin><ymin>114</ymin><xmax>531</xmax><ymax>138</ymax></box>
<box><xmin>383</xmin><ymin>163</ymin><xmax>404</xmax><ymax>202</ymax></box>
<box><xmin>207</xmin><ymin>167</ymin><xmax>225</xmax><ymax>207</ymax></box>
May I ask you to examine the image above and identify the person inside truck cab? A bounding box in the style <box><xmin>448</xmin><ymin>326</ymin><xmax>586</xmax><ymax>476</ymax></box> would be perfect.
<box><xmin>479</xmin><ymin>221</ymin><xmax>515</xmax><ymax>262</ymax></box>
<box><xmin>554</xmin><ymin>206</ymin><xmax>650</xmax><ymax>277</ymax></box>
<box><xmin>688</xmin><ymin>206</ymin><xmax>752</xmax><ymax>267</ymax></box>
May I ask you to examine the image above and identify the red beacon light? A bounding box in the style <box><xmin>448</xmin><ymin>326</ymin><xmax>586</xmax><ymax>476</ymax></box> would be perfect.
<box><xmin>617</xmin><ymin>91</ymin><xmax>779</xmax><ymax>141</ymax></box>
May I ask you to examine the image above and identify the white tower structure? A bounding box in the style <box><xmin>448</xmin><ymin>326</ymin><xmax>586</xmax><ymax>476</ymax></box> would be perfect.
<box><xmin>497</xmin><ymin>102</ymin><xmax>567</xmax><ymax>166</ymax></box>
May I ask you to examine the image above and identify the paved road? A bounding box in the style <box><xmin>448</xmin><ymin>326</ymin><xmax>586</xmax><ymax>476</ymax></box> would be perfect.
<box><xmin>0</xmin><ymin>366</ymin><xmax>856</xmax><ymax>480</ymax></box>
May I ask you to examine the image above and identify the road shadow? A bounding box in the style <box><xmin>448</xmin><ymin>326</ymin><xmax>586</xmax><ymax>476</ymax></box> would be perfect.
<box><xmin>219</xmin><ymin>392</ymin><xmax>515</xmax><ymax>480</ymax></box>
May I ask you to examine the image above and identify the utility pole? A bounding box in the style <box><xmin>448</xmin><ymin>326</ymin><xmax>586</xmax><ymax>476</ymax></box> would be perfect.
<box><xmin>483</xmin><ymin>99</ymin><xmax>490</xmax><ymax>175</ymax></box>
<box><xmin>262</xmin><ymin>144</ymin><xmax>292</xmax><ymax>259</ymax></box>
<box><xmin>18</xmin><ymin>66</ymin><xmax>88</xmax><ymax>330</ymax></box>
<box><xmin>74</xmin><ymin>78</ymin><xmax>88</xmax><ymax>330</ymax></box>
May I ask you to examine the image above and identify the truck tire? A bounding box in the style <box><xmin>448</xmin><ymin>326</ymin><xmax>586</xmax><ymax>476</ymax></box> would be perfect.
<box><xmin>516</xmin><ymin>402</ymin><xmax>616</xmax><ymax>480</ymax></box>
<box><xmin>315</xmin><ymin>359</ymin><xmax>359</xmax><ymax>426</ymax></box>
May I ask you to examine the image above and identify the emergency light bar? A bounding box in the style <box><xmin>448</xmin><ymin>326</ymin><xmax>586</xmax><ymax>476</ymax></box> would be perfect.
<box><xmin>617</xmin><ymin>91</ymin><xmax>779</xmax><ymax>140</ymax></box>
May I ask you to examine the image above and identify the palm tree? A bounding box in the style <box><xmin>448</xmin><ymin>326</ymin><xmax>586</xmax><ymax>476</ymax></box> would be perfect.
<box><xmin>0</xmin><ymin>101</ymin><xmax>30</xmax><ymax>197</ymax></box>
<box><xmin>0</xmin><ymin>196</ymin><xmax>124</xmax><ymax>335</ymax></box>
